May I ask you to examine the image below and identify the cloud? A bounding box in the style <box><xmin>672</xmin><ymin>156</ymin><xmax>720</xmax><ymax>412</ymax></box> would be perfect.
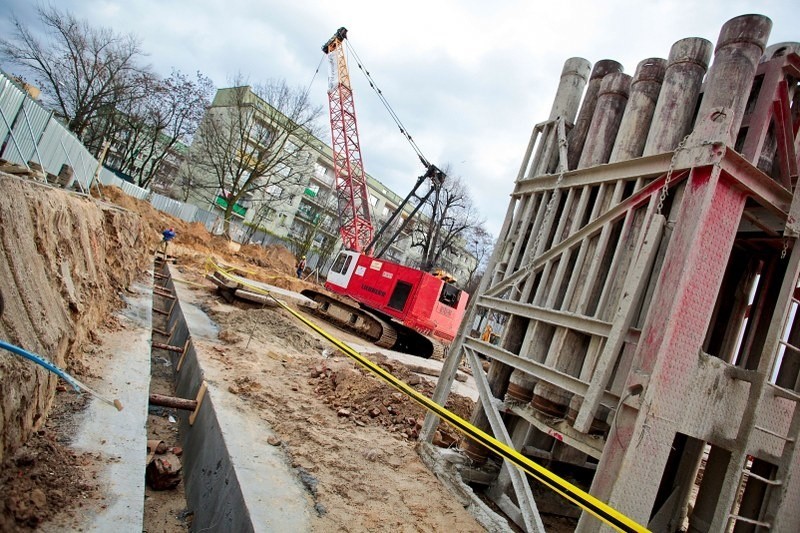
<box><xmin>2</xmin><ymin>0</ymin><xmax>798</xmax><ymax>237</ymax></box>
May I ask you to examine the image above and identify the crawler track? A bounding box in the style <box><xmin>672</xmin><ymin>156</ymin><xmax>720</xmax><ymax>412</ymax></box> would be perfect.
<box><xmin>300</xmin><ymin>290</ymin><xmax>440</xmax><ymax>358</ymax></box>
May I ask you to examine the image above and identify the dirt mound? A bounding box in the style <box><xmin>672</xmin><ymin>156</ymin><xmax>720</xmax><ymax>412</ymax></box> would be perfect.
<box><xmin>96</xmin><ymin>185</ymin><xmax>178</xmax><ymax>247</ymax></box>
<box><xmin>0</xmin><ymin>177</ymin><xmax>148</xmax><ymax>463</ymax></box>
<box><xmin>238</xmin><ymin>243</ymin><xmax>296</xmax><ymax>275</ymax></box>
<box><xmin>98</xmin><ymin>184</ymin><xmax>302</xmax><ymax>286</ymax></box>
<box><xmin>208</xmin><ymin>305</ymin><xmax>325</xmax><ymax>352</ymax></box>
<box><xmin>309</xmin><ymin>352</ymin><xmax>471</xmax><ymax>448</ymax></box>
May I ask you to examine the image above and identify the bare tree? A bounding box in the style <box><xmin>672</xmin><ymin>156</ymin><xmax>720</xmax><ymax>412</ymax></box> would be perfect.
<box><xmin>189</xmin><ymin>80</ymin><xmax>324</xmax><ymax>237</ymax></box>
<box><xmin>87</xmin><ymin>70</ymin><xmax>214</xmax><ymax>188</ymax></box>
<box><xmin>463</xmin><ymin>225</ymin><xmax>494</xmax><ymax>294</ymax></box>
<box><xmin>412</xmin><ymin>171</ymin><xmax>484</xmax><ymax>274</ymax></box>
<box><xmin>0</xmin><ymin>5</ymin><xmax>150</xmax><ymax>138</ymax></box>
<box><xmin>174</xmin><ymin>149</ymin><xmax>204</xmax><ymax>202</ymax></box>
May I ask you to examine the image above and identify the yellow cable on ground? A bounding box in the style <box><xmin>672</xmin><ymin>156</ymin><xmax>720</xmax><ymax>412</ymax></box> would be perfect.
<box><xmin>205</xmin><ymin>258</ymin><xmax>649</xmax><ymax>533</ymax></box>
<box><xmin>171</xmin><ymin>277</ymin><xmax>207</xmax><ymax>289</ymax></box>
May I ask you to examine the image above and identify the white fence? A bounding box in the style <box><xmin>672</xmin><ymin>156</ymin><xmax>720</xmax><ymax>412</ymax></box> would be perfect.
<box><xmin>0</xmin><ymin>71</ymin><xmax>256</xmax><ymax>246</ymax></box>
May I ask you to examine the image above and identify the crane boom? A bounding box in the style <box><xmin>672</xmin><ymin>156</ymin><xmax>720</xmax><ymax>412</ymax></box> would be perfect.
<box><xmin>302</xmin><ymin>28</ymin><xmax>469</xmax><ymax>360</ymax></box>
<box><xmin>322</xmin><ymin>27</ymin><xmax>373</xmax><ymax>252</ymax></box>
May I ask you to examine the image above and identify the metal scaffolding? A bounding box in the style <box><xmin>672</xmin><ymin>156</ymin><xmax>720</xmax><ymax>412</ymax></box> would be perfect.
<box><xmin>421</xmin><ymin>14</ymin><xmax>800</xmax><ymax>532</ymax></box>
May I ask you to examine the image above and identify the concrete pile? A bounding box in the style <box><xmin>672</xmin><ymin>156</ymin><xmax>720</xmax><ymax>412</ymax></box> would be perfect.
<box><xmin>425</xmin><ymin>13</ymin><xmax>800</xmax><ymax>532</ymax></box>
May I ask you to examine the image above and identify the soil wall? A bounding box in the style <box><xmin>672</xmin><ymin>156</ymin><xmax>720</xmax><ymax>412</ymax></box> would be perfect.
<box><xmin>0</xmin><ymin>175</ymin><xmax>151</xmax><ymax>463</ymax></box>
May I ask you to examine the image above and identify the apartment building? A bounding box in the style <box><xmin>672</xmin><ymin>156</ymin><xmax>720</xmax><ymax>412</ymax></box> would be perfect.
<box><xmin>190</xmin><ymin>86</ymin><xmax>476</xmax><ymax>281</ymax></box>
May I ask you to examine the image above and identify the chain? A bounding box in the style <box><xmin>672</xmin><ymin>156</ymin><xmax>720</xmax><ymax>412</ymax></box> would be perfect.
<box><xmin>656</xmin><ymin>134</ymin><xmax>691</xmax><ymax>215</ymax></box>
<box><xmin>782</xmin><ymin>237</ymin><xmax>790</xmax><ymax>259</ymax></box>
<box><xmin>528</xmin><ymin>136</ymin><xmax>568</xmax><ymax>261</ymax></box>
<box><xmin>508</xmin><ymin>133</ymin><xmax>570</xmax><ymax>299</ymax></box>
<box><xmin>529</xmin><ymin>182</ymin><xmax>561</xmax><ymax>259</ymax></box>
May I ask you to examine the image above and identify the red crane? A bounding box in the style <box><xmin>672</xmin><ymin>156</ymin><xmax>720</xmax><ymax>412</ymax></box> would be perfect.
<box><xmin>322</xmin><ymin>27</ymin><xmax>373</xmax><ymax>252</ymax></box>
<box><xmin>302</xmin><ymin>28</ymin><xmax>469</xmax><ymax>359</ymax></box>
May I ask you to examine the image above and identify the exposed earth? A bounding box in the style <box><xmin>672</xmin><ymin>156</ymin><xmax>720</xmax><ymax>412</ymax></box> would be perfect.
<box><xmin>0</xmin><ymin>177</ymin><xmax>580</xmax><ymax>532</ymax></box>
<box><xmin>0</xmin><ymin>178</ymin><xmax>491</xmax><ymax>532</ymax></box>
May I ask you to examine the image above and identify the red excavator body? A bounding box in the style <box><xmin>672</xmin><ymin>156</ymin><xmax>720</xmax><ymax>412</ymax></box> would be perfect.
<box><xmin>325</xmin><ymin>250</ymin><xmax>468</xmax><ymax>343</ymax></box>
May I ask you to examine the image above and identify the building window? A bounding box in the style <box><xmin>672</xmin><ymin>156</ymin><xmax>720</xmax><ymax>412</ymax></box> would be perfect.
<box><xmin>297</xmin><ymin>201</ymin><xmax>320</xmax><ymax>223</ymax></box>
<box><xmin>314</xmin><ymin>163</ymin><xmax>327</xmax><ymax>179</ymax></box>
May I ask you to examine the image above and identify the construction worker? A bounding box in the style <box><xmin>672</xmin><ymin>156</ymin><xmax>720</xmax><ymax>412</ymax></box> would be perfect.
<box><xmin>159</xmin><ymin>227</ymin><xmax>176</xmax><ymax>257</ymax></box>
<box><xmin>296</xmin><ymin>255</ymin><xmax>307</xmax><ymax>278</ymax></box>
<box><xmin>481</xmin><ymin>324</ymin><xmax>493</xmax><ymax>342</ymax></box>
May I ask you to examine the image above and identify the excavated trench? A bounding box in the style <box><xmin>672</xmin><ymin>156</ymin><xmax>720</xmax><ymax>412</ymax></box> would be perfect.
<box><xmin>144</xmin><ymin>256</ymin><xmax>310</xmax><ymax>531</ymax></box>
<box><xmin>144</xmin><ymin>258</ymin><xmax>191</xmax><ymax>529</ymax></box>
<box><xmin>147</xmin><ymin>257</ymin><xmax>251</xmax><ymax>530</ymax></box>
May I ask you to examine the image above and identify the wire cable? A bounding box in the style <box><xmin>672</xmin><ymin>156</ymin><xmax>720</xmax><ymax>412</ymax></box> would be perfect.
<box><xmin>346</xmin><ymin>41</ymin><xmax>431</xmax><ymax>170</ymax></box>
<box><xmin>303</xmin><ymin>54</ymin><xmax>326</xmax><ymax>104</ymax></box>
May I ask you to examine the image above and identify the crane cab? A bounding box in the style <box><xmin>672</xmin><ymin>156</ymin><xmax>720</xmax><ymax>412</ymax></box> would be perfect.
<box><xmin>326</xmin><ymin>250</ymin><xmax>361</xmax><ymax>291</ymax></box>
<box><xmin>324</xmin><ymin>250</ymin><xmax>468</xmax><ymax>343</ymax></box>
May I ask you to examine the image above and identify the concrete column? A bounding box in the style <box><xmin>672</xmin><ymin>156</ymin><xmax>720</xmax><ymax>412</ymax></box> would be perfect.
<box><xmin>499</xmin><ymin>60</ymin><xmax>590</xmax><ymax>406</ymax></box>
<box><xmin>533</xmin><ymin>57</ymin><xmax>592</xmax><ymax>176</ymax></box>
<box><xmin>462</xmin><ymin>61</ymin><xmax>593</xmax><ymax>463</ymax></box>
<box><xmin>642</xmin><ymin>38</ymin><xmax>712</xmax><ymax>156</ymax></box>
<box><xmin>549</xmin><ymin>57</ymin><xmax>592</xmax><ymax>122</ymax></box>
<box><xmin>692</xmin><ymin>14</ymin><xmax>772</xmax><ymax>146</ymax></box>
<box><xmin>609</xmin><ymin>58</ymin><xmax>667</xmax><ymax>163</ymax></box>
<box><xmin>505</xmin><ymin>322</ymin><xmax>554</xmax><ymax>404</ymax></box>
<box><xmin>567</xmin><ymin>60</ymin><xmax>623</xmax><ymax>170</ymax></box>
<box><xmin>578</xmin><ymin>72</ymin><xmax>632</xmax><ymax>168</ymax></box>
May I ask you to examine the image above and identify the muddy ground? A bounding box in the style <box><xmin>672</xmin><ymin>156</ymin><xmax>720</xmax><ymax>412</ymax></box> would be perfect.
<box><xmin>0</xmin><ymin>180</ymin><xmax>577</xmax><ymax>531</ymax></box>
<box><xmin>0</xmin><ymin>181</ymin><xmax>485</xmax><ymax>531</ymax></box>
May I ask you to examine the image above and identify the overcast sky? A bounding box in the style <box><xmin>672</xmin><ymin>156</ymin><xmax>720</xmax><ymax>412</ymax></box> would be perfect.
<box><xmin>2</xmin><ymin>1</ymin><xmax>798</xmax><ymax>236</ymax></box>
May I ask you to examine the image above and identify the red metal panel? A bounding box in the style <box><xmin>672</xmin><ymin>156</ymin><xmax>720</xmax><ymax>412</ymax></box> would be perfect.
<box><xmin>345</xmin><ymin>254</ymin><xmax>423</xmax><ymax>317</ymax></box>
<box><xmin>339</xmin><ymin>254</ymin><xmax>467</xmax><ymax>343</ymax></box>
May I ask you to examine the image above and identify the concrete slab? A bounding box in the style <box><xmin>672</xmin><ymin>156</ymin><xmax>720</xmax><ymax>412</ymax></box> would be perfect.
<box><xmin>170</xmin><ymin>272</ymin><xmax>313</xmax><ymax>532</ymax></box>
<box><xmin>49</xmin><ymin>278</ymin><xmax>153</xmax><ymax>532</ymax></box>
<box><xmin>226</xmin><ymin>274</ymin><xmax>313</xmax><ymax>305</ymax></box>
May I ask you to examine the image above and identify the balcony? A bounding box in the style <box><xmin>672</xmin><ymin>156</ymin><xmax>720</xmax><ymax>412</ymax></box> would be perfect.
<box><xmin>214</xmin><ymin>195</ymin><xmax>248</xmax><ymax>218</ymax></box>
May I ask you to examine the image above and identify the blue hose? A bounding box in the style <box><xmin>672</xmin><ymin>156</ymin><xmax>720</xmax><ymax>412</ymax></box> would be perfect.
<box><xmin>0</xmin><ymin>339</ymin><xmax>123</xmax><ymax>410</ymax></box>
<box><xmin>0</xmin><ymin>339</ymin><xmax>83</xmax><ymax>392</ymax></box>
